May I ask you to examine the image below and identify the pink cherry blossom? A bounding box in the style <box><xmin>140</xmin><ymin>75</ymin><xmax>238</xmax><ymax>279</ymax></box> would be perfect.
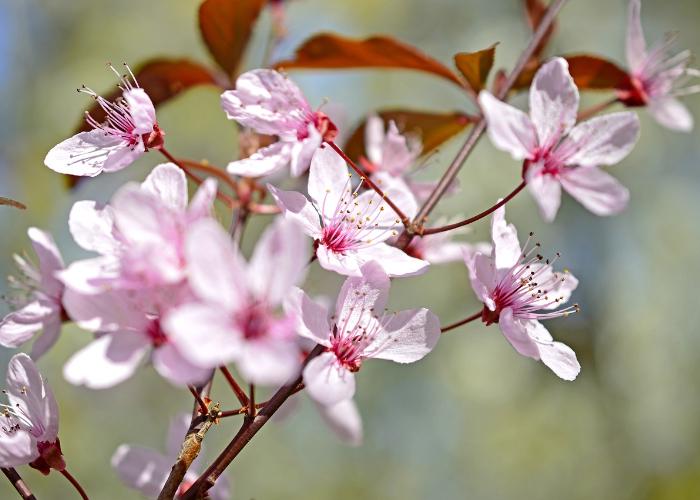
<box><xmin>465</xmin><ymin>206</ymin><xmax>580</xmax><ymax>380</ymax></box>
<box><xmin>620</xmin><ymin>0</ymin><xmax>699</xmax><ymax>132</ymax></box>
<box><xmin>111</xmin><ymin>413</ymin><xmax>230</xmax><ymax>499</ymax></box>
<box><xmin>62</xmin><ymin>287</ymin><xmax>211</xmax><ymax>389</ymax></box>
<box><xmin>479</xmin><ymin>57</ymin><xmax>640</xmax><ymax>222</ymax></box>
<box><xmin>269</xmin><ymin>146</ymin><xmax>428</xmax><ymax>277</ymax></box>
<box><xmin>164</xmin><ymin>217</ymin><xmax>308</xmax><ymax>386</ymax></box>
<box><xmin>59</xmin><ymin>163</ymin><xmax>216</xmax><ymax>294</ymax></box>
<box><xmin>287</xmin><ymin>261</ymin><xmax>440</xmax><ymax>407</ymax></box>
<box><xmin>0</xmin><ymin>354</ymin><xmax>64</xmax><ymax>474</ymax></box>
<box><xmin>0</xmin><ymin>228</ymin><xmax>65</xmax><ymax>358</ymax></box>
<box><xmin>45</xmin><ymin>63</ymin><xmax>162</xmax><ymax>177</ymax></box>
<box><xmin>221</xmin><ymin>69</ymin><xmax>337</xmax><ymax>177</ymax></box>
<box><xmin>362</xmin><ymin>115</ymin><xmax>456</xmax><ymax>202</ymax></box>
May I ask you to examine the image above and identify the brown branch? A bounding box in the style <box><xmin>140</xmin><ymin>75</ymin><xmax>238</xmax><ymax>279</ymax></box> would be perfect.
<box><xmin>157</xmin><ymin>402</ymin><xmax>221</xmax><ymax>500</ymax></box>
<box><xmin>395</xmin><ymin>0</ymin><xmax>569</xmax><ymax>248</ymax></box>
<box><xmin>1</xmin><ymin>468</ymin><xmax>36</xmax><ymax>500</ymax></box>
<box><xmin>0</xmin><ymin>197</ymin><xmax>26</xmax><ymax>210</ymax></box>
<box><xmin>219</xmin><ymin>366</ymin><xmax>249</xmax><ymax>407</ymax></box>
<box><xmin>441</xmin><ymin>310</ymin><xmax>483</xmax><ymax>333</ymax></box>
<box><xmin>181</xmin><ymin>346</ymin><xmax>324</xmax><ymax>499</ymax></box>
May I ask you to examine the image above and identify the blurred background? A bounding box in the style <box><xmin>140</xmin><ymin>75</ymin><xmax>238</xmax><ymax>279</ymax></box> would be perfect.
<box><xmin>1</xmin><ymin>0</ymin><xmax>699</xmax><ymax>498</ymax></box>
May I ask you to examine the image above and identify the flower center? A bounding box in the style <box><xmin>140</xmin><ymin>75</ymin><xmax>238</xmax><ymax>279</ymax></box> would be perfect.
<box><xmin>236</xmin><ymin>303</ymin><xmax>272</xmax><ymax>340</ymax></box>
<box><xmin>146</xmin><ymin>319</ymin><xmax>168</xmax><ymax>348</ymax></box>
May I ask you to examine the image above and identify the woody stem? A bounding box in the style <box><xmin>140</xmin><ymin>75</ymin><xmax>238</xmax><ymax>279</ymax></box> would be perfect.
<box><xmin>577</xmin><ymin>97</ymin><xmax>619</xmax><ymax>122</ymax></box>
<box><xmin>60</xmin><ymin>469</ymin><xmax>89</xmax><ymax>500</ymax></box>
<box><xmin>441</xmin><ymin>310</ymin><xmax>482</xmax><ymax>333</ymax></box>
<box><xmin>1</xmin><ymin>468</ymin><xmax>36</xmax><ymax>500</ymax></box>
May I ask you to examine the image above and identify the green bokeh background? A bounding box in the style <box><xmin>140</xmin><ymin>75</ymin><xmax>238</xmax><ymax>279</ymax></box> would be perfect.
<box><xmin>1</xmin><ymin>0</ymin><xmax>699</xmax><ymax>498</ymax></box>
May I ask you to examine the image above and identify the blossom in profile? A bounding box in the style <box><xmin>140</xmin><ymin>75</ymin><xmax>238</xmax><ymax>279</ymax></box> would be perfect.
<box><xmin>45</xmin><ymin>63</ymin><xmax>162</xmax><ymax>177</ymax></box>
<box><xmin>464</xmin><ymin>206</ymin><xmax>580</xmax><ymax>380</ymax></box>
<box><xmin>111</xmin><ymin>413</ymin><xmax>230</xmax><ymax>499</ymax></box>
<box><xmin>287</xmin><ymin>261</ymin><xmax>440</xmax><ymax>407</ymax></box>
<box><xmin>221</xmin><ymin>69</ymin><xmax>337</xmax><ymax>177</ymax></box>
<box><xmin>269</xmin><ymin>146</ymin><xmax>427</xmax><ymax>277</ymax></box>
<box><xmin>164</xmin><ymin>217</ymin><xmax>308</xmax><ymax>386</ymax></box>
<box><xmin>59</xmin><ymin>163</ymin><xmax>216</xmax><ymax>295</ymax></box>
<box><xmin>0</xmin><ymin>228</ymin><xmax>65</xmax><ymax>358</ymax></box>
<box><xmin>0</xmin><ymin>353</ymin><xmax>65</xmax><ymax>474</ymax></box>
<box><xmin>620</xmin><ymin>0</ymin><xmax>699</xmax><ymax>132</ymax></box>
<box><xmin>479</xmin><ymin>57</ymin><xmax>640</xmax><ymax>222</ymax></box>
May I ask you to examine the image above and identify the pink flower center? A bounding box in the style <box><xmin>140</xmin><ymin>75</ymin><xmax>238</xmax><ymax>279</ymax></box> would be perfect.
<box><xmin>146</xmin><ymin>319</ymin><xmax>168</xmax><ymax>348</ymax></box>
<box><xmin>295</xmin><ymin>111</ymin><xmax>338</xmax><ymax>142</ymax></box>
<box><xmin>236</xmin><ymin>304</ymin><xmax>272</xmax><ymax>340</ymax></box>
<box><xmin>30</xmin><ymin>440</ymin><xmax>66</xmax><ymax>475</ymax></box>
<box><xmin>485</xmin><ymin>233</ymin><xmax>579</xmax><ymax>324</ymax></box>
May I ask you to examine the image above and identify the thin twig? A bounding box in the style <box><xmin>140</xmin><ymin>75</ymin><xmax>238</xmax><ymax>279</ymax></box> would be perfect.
<box><xmin>60</xmin><ymin>469</ymin><xmax>89</xmax><ymax>500</ymax></box>
<box><xmin>219</xmin><ymin>366</ymin><xmax>249</xmax><ymax>407</ymax></box>
<box><xmin>178</xmin><ymin>159</ymin><xmax>239</xmax><ymax>194</ymax></box>
<box><xmin>181</xmin><ymin>346</ymin><xmax>324</xmax><ymax>499</ymax></box>
<box><xmin>0</xmin><ymin>197</ymin><xmax>26</xmax><ymax>210</ymax></box>
<box><xmin>1</xmin><ymin>468</ymin><xmax>36</xmax><ymax>500</ymax></box>
<box><xmin>326</xmin><ymin>141</ymin><xmax>410</xmax><ymax>226</ymax></box>
<box><xmin>441</xmin><ymin>310</ymin><xmax>483</xmax><ymax>333</ymax></box>
<box><xmin>576</xmin><ymin>96</ymin><xmax>619</xmax><ymax>122</ymax></box>
<box><xmin>188</xmin><ymin>385</ymin><xmax>210</xmax><ymax>415</ymax></box>
<box><xmin>421</xmin><ymin>181</ymin><xmax>526</xmax><ymax>235</ymax></box>
<box><xmin>395</xmin><ymin>0</ymin><xmax>569</xmax><ymax>248</ymax></box>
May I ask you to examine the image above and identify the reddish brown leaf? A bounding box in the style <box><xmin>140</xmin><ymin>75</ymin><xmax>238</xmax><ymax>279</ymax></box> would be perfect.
<box><xmin>275</xmin><ymin>33</ymin><xmax>464</xmax><ymax>87</ymax></box>
<box><xmin>510</xmin><ymin>58</ymin><xmax>541</xmax><ymax>91</ymax></box>
<box><xmin>78</xmin><ymin>58</ymin><xmax>217</xmax><ymax>133</ymax></box>
<box><xmin>343</xmin><ymin>110</ymin><xmax>475</xmax><ymax>161</ymax></box>
<box><xmin>454</xmin><ymin>44</ymin><xmax>497</xmax><ymax>93</ymax></box>
<box><xmin>524</xmin><ymin>0</ymin><xmax>556</xmax><ymax>59</ymax></box>
<box><xmin>199</xmin><ymin>0</ymin><xmax>266</xmax><ymax>76</ymax></box>
<box><xmin>0</xmin><ymin>197</ymin><xmax>26</xmax><ymax>210</ymax></box>
<box><xmin>565</xmin><ymin>54</ymin><xmax>632</xmax><ymax>90</ymax></box>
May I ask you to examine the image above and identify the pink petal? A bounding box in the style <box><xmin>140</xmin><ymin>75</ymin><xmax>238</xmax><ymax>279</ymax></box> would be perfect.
<box><xmin>30</xmin><ymin>311</ymin><xmax>63</xmax><ymax>359</ymax></box>
<box><xmin>364</xmin><ymin>115</ymin><xmax>386</xmax><ymax>166</ymax></box>
<box><xmin>307</xmin><ymin>146</ymin><xmax>351</xmax><ymax>218</ymax></box>
<box><xmin>290</xmin><ymin>126</ymin><xmax>322</xmax><ymax>177</ymax></box>
<box><xmin>0</xmin><ymin>431</ymin><xmax>37</xmax><ymax>468</ymax></box>
<box><xmin>465</xmin><ymin>251</ymin><xmax>497</xmax><ymax>310</ymax></box>
<box><xmin>62</xmin><ymin>288</ymin><xmax>146</xmax><ymax>332</ymax></box>
<box><xmin>248</xmin><ymin>217</ymin><xmax>308</xmax><ymax>306</ymax></box>
<box><xmin>152</xmin><ymin>344</ymin><xmax>212</xmax><ymax>387</ymax></box>
<box><xmin>0</xmin><ymin>302</ymin><xmax>51</xmax><ymax>348</ymax></box>
<box><xmin>185</xmin><ymin>219</ymin><xmax>247</xmax><ymax>310</ymax></box>
<box><xmin>626</xmin><ymin>0</ymin><xmax>647</xmax><ymax>71</ymax></box>
<box><xmin>315</xmin><ymin>398</ymin><xmax>363</xmax><ymax>447</ymax></box>
<box><xmin>335</xmin><ymin>261</ymin><xmax>390</xmax><ymax>324</ymax></box>
<box><xmin>102</xmin><ymin>140</ymin><xmax>146</xmax><ymax>173</ymax></box>
<box><xmin>227</xmin><ymin>141</ymin><xmax>293</xmax><ymax>177</ymax></box>
<box><xmin>111</xmin><ymin>445</ymin><xmax>172</xmax><ymax>497</ymax></box>
<box><xmin>490</xmin><ymin>206</ymin><xmax>522</xmax><ymax>270</ymax></box>
<box><xmin>558</xmin><ymin>112</ymin><xmax>640</xmax><ymax>167</ymax></box>
<box><xmin>316</xmin><ymin>245</ymin><xmax>365</xmax><ymax>276</ymax></box>
<box><xmin>526</xmin><ymin>168</ymin><xmax>562</xmax><ymax>222</ymax></box>
<box><xmin>57</xmin><ymin>256</ymin><xmax>119</xmax><ymax>295</ymax></box>
<box><xmin>268</xmin><ymin>185</ymin><xmax>323</xmax><ymax>237</ymax></box>
<box><xmin>353</xmin><ymin>243</ymin><xmax>429</xmax><ymax>278</ymax></box>
<box><xmin>379</xmin><ymin>121</ymin><xmax>420</xmax><ymax>176</ymax></box>
<box><xmin>236</xmin><ymin>340</ymin><xmax>300</xmax><ymax>386</ymax></box>
<box><xmin>27</xmin><ymin>228</ymin><xmax>64</xmax><ymax>297</ymax></box>
<box><xmin>529</xmin><ymin>58</ymin><xmax>580</xmax><ymax>148</ymax></box>
<box><xmin>539</xmin><ymin>341</ymin><xmax>580</xmax><ymax>381</ymax></box>
<box><xmin>63</xmin><ymin>332</ymin><xmax>148</xmax><ymax>389</ymax></box>
<box><xmin>478</xmin><ymin>91</ymin><xmax>537</xmax><ymax>160</ymax></box>
<box><xmin>559</xmin><ymin>166</ymin><xmax>630</xmax><ymax>216</ymax></box>
<box><xmin>188</xmin><ymin>178</ymin><xmax>218</xmax><ymax>221</ymax></box>
<box><xmin>284</xmin><ymin>288</ymin><xmax>331</xmax><ymax>346</ymax></box>
<box><xmin>140</xmin><ymin>163</ymin><xmax>188</xmax><ymax>211</ymax></box>
<box><xmin>68</xmin><ymin>201</ymin><xmax>119</xmax><ymax>254</ymax></box>
<box><xmin>163</xmin><ymin>303</ymin><xmax>243</xmax><ymax>368</ymax></box>
<box><xmin>44</xmin><ymin>130</ymin><xmax>130</xmax><ymax>177</ymax></box>
<box><xmin>366</xmin><ymin>308</ymin><xmax>440</xmax><ymax>364</ymax></box>
<box><xmin>648</xmin><ymin>97</ymin><xmax>694</xmax><ymax>132</ymax></box>
<box><xmin>124</xmin><ymin>88</ymin><xmax>156</xmax><ymax>134</ymax></box>
<box><xmin>303</xmin><ymin>352</ymin><xmax>356</xmax><ymax>407</ymax></box>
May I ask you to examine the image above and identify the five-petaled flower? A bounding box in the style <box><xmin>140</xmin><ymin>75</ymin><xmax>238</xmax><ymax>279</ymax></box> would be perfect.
<box><xmin>619</xmin><ymin>0</ymin><xmax>699</xmax><ymax>132</ymax></box>
<box><xmin>287</xmin><ymin>261</ymin><xmax>440</xmax><ymax>407</ymax></box>
<box><xmin>221</xmin><ymin>69</ymin><xmax>337</xmax><ymax>178</ymax></box>
<box><xmin>164</xmin><ymin>217</ymin><xmax>308</xmax><ymax>386</ymax></box>
<box><xmin>0</xmin><ymin>354</ymin><xmax>64</xmax><ymax>474</ymax></box>
<box><xmin>465</xmin><ymin>206</ymin><xmax>580</xmax><ymax>380</ymax></box>
<box><xmin>269</xmin><ymin>146</ymin><xmax>428</xmax><ymax>277</ymax></box>
<box><xmin>479</xmin><ymin>57</ymin><xmax>640</xmax><ymax>222</ymax></box>
<box><xmin>0</xmin><ymin>229</ymin><xmax>66</xmax><ymax>359</ymax></box>
<box><xmin>111</xmin><ymin>413</ymin><xmax>230</xmax><ymax>499</ymax></box>
<box><xmin>45</xmin><ymin>63</ymin><xmax>162</xmax><ymax>177</ymax></box>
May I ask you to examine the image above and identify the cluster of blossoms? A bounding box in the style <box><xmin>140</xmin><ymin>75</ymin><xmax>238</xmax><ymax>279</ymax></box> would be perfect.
<box><xmin>0</xmin><ymin>0</ymin><xmax>697</xmax><ymax>497</ymax></box>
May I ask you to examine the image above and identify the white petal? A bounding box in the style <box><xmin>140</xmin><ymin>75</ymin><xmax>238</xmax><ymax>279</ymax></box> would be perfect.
<box><xmin>366</xmin><ymin>308</ymin><xmax>440</xmax><ymax>363</ymax></box>
<box><xmin>30</xmin><ymin>312</ymin><xmax>63</xmax><ymax>359</ymax></box>
<box><xmin>63</xmin><ymin>332</ymin><xmax>148</xmax><ymax>389</ymax></box>
<box><xmin>27</xmin><ymin>228</ymin><xmax>64</xmax><ymax>297</ymax></box>
<box><xmin>465</xmin><ymin>251</ymin><xmax>497</xmax><ymax>310</ymax></box>
<box><xmin>236</xmin><ymin>340</ymin><xmax>300</xmax><ymax>386</ymax></box>
<box><xmin>152</xmin><ymin>344</ymin><xmax>213</xmax><ymax>387</ymax></box>
<box><xmin>529</xmin><ymin>58</ymin><xmax>580</xmax><ymax>147</ymax></box>
<box><xmin>315</xmin><ymin>398</ymin><xmax>363</xmax><ymax>447</ymax></box>
<box><xmin>559</xmin><ymin>166</ymin><xmax>630</xmax><ymax>216</ymax></box>
<box><xmin>0</xmin><ymin>302</ymin><xmax>51</xmax><ymax>348</ymax></box>
<box><xmin>626</xmin><ymin>0</ymin><xmax>647</xmax><ymax>71</ymax></box>
<box><xmin>490</xmin><ymin>206</ymin><xmax>522</xmax><ymax>270</ymax></box>
<box><xmin>140</xmin><ymin>163</ymin><xmax>188</xmax><ymax>211</ymax></box>
<box><xmin>557</xmin><ymin>112</ymin><xmax>640</xmax><ymax>167</ymax></box>
<box><xmin>303</xmin><ymin>352</ymin><xmax>356</xmax><ymax>406</ymax></box>
<box><xmin>526</xmin><ymin>168</ymin><xmax>562</xmax><ymax>223</ymax></box>
<box><xmin>335</xmin><ymin>261</ymin><xmax>390</xmax><ymax>325</ymax></box>
<box><xmin>648</xmin><ymin>97</ymin><xmax>694</xmax><ymax>132</ymax></box>
<box><xmin>364</xmin><ymin>115</ymin><xmax>385</xmax><ymax>166</ymax></box>
<box><xmin>62</xmin><ymin>288</ymin><xmax>145</xmax><ymax>332</ymax></box>
<box><xmin>354</xmin><ymin>243</ymin><xmax>429</xmax><ymax>278</ymax></box>
<box><xmin>124</xmin><ymin>88</ymin><xmax>156</xmax><ymax>134</ymax></box>
<box><xmin>102</xmin><ymin>140</ymin><xmax>146</xmax><ymax>173</ymax></box>
<box><xmin>284</xmin><ymin>287</ymin><xmax>332</xmax><ymax>346</ymax></box>
<box><xmin>44</xmin><ymin>130</ymin><xmax>130</xmax><ymax>177</ymax></box>
<box><xmin>290</xmin><ymin>126</ymin><xmax>322</xmax><ymax>177</ymax></box>
<box><xmin>497</xmin><ymin>308</ymin><xmax>541</xmax><ymax>359</ymax></box>
<box><xmin>0</xmin><ymin>431</ymin><xmax>37</xmax><ymax>468</ymax></box>
<box><xmin>227</xmin><ymin>141</ymin><xmax>293</xmax><ymax>177</ymax></box>
<box><xmin>479</xmin><ymin>91</ymin><xmax>537</xmax><ymax>160</ymax></box>
<box><xmin>268</xmin><ymin>185</ymin><xmax>323</xmax><ymax>237</ymax></box>
<box><xmin>68</xmin><ymin>201</ymin><xmax>119</xmax><ymax>254</ymax></box>
<box><xmin>539</xmin><ymin>341</ymin><xmax>581</xmax><ymax>381</ymax></box>
<box><xmin>308</xmin><ymin>146</ymin><xmax>352</xmax><ymax>218</ymax></box>
<box><xmin>188</xmin><ymin>178</ymin><xmax>218</xmax><ymax>221</ymax></box>
<box><xmin>248</xmin><ymin>217</ymin><xmax>309</xmax><ymax>306</ymax></box>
